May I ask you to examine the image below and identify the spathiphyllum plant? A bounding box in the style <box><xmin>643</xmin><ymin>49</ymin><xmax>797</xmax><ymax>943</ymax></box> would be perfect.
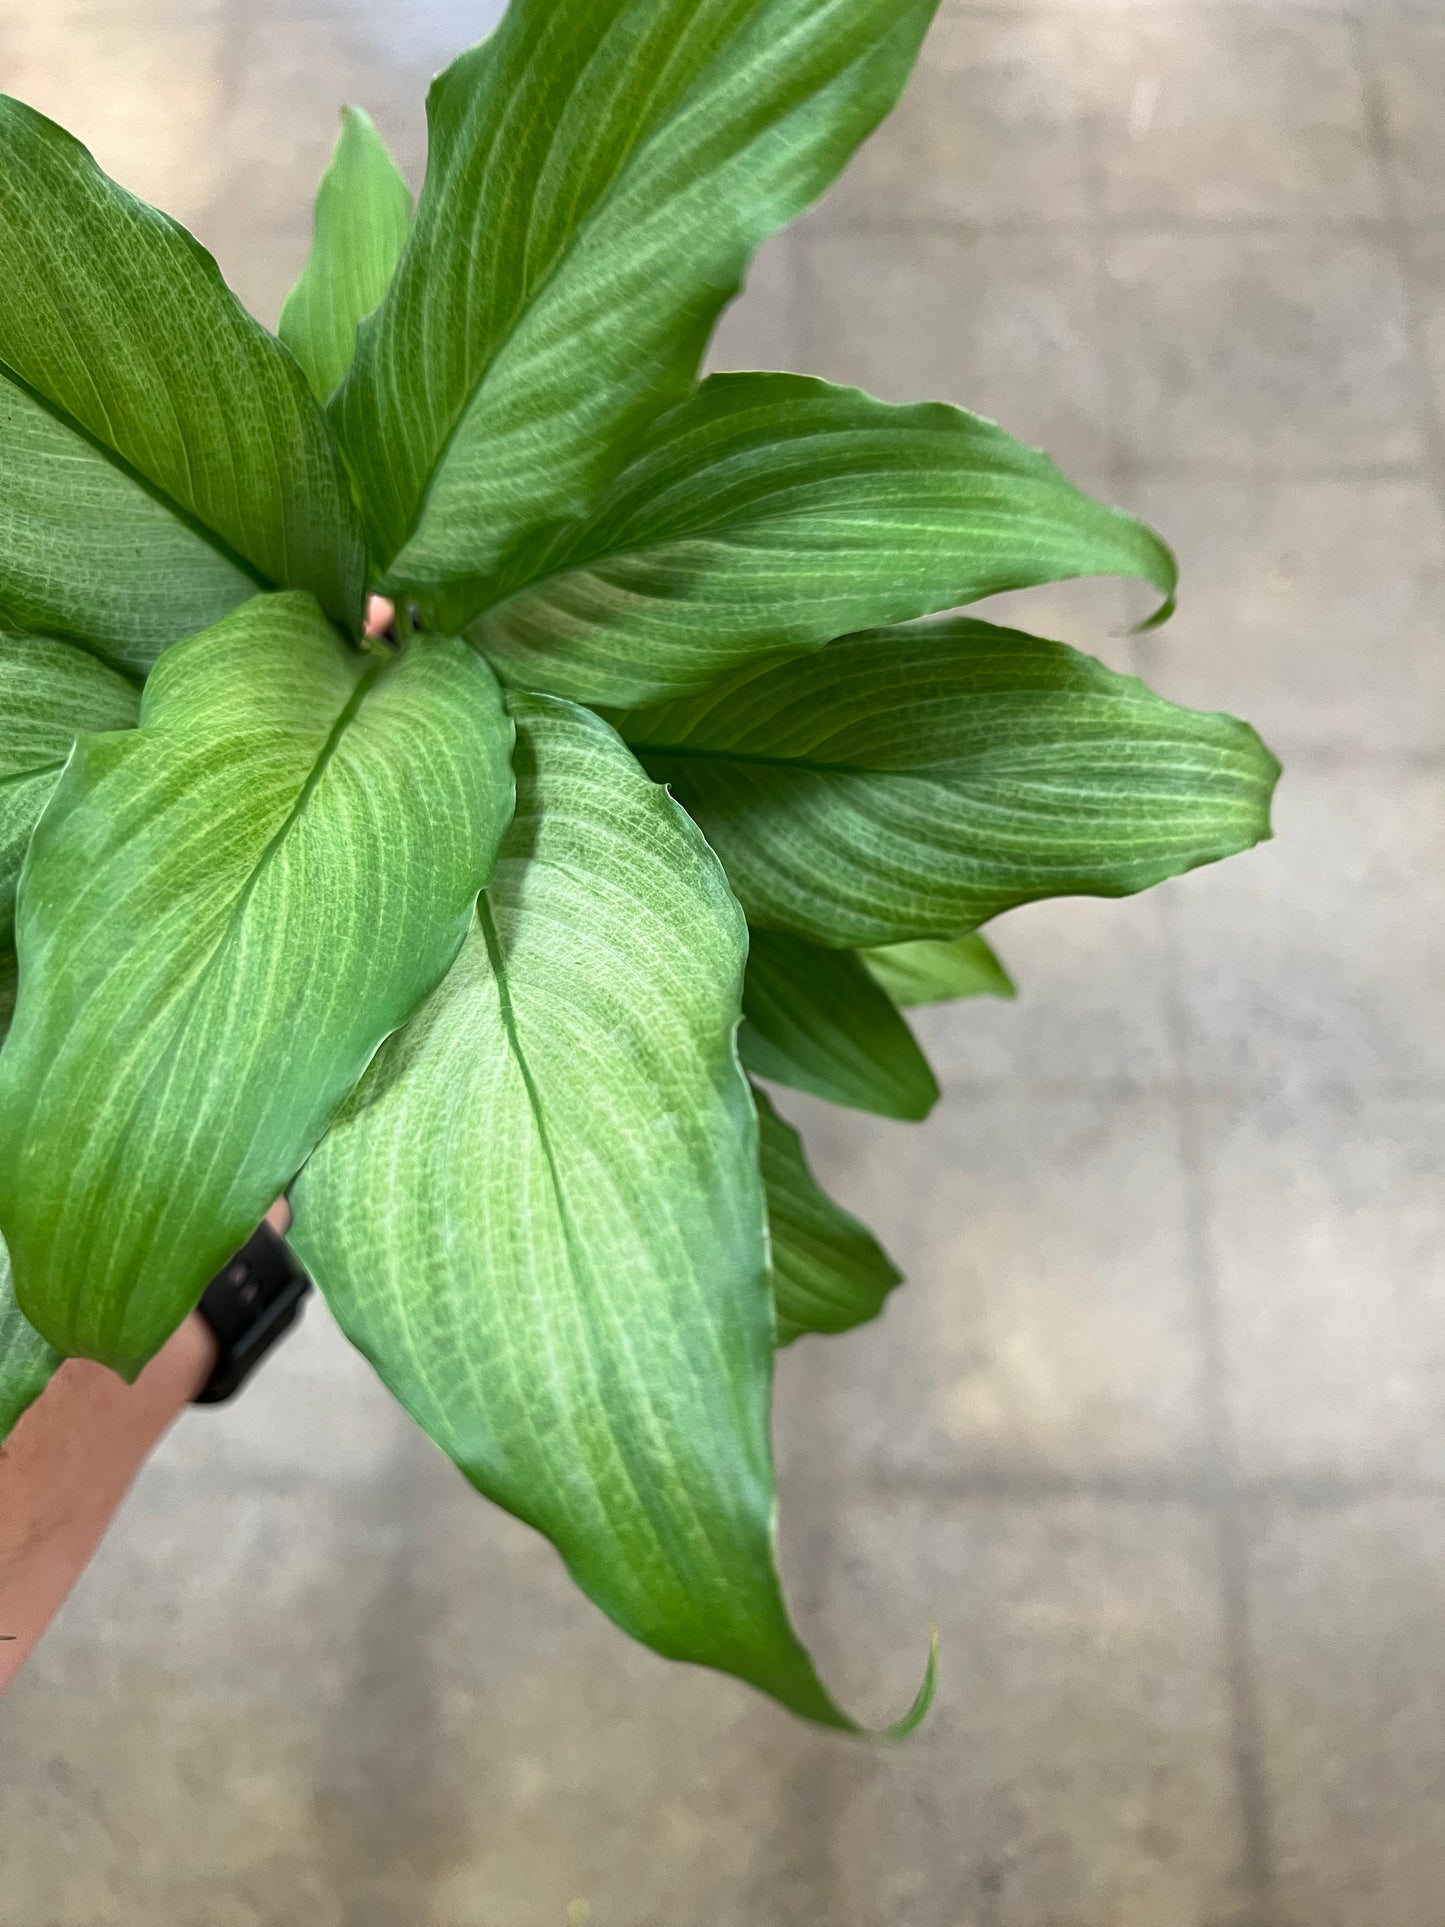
<box><xmin>0</xmin><ymin>0</ymin><xmax>1278</xmax><ymax>1728</ymax></box>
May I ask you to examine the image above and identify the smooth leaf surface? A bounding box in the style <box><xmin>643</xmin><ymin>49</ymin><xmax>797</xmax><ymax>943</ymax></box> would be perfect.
<box><xmin>0</xmin><ymin>593</ymin><xmax>515</xmax><ymax>1374</ymax></box>
<box><xmin>863</xmin><ymin>932</ymin><xmax>1015</xmax><ymax>1008</ymax></box>
<box><xmin>469</xmin><ymin>373</ymin><xmax>1175</xmax><ymax>705</ymax></box>
<box><xmin>291</xmin><ymin>695</ymin><xmax>918</xmax><ymax>1727</ymax></box>
<box><xmin>0</xmin><ymin>97</ymin><xmax>365</xmax><ymax>668</ymax></box>
<box><xmin>618</xmin><ymin>617</ymin><xmax>1281</xmax><ymax>947</ymax></box>
<box><xmin>279</xmin><ymin>107</ymin><xmax>413</xmax><ymax>406</ymax></box>
<box><xmin>0</xmin><ymin>954</ymin><xmax>57</xmax><ymax>1448</ymax></box>
<box><xmin>337</xmin><ymin>0</ymin><xmax>938</xmax><ymax>597</ymax></box>
<box><xmin>755</xmin><ymin>1086</ymin><xmax>902</xmax><ymax>1346</ymax></box>
<box><xmin>0</xmin><ymin>634</ymin><xmax>138</xmax><ymax>939</ymax></box>
<box><xmin>741</xmin><ymin>928</ymin><xmax>938</xmax><ymax>1120</ymax></box>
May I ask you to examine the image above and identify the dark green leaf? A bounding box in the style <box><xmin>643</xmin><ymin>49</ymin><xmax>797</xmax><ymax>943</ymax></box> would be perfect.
<box><xmin>336</xmin><ymin>0</ymin><xmax>939</xmax><ymax>599</ymax></box>
<box><xmin>755</xmin><ymin>1085</ymin><xmax>902</xmax><ymax>1346</ymax></box>
<box><xmin>0</xmin><ymin>593</ymin><xmax>515</xmax><ymax>1375</ymax></box>
<box><xmin>279</xmin><ymin>107</ymin><xmax>413</xmax><ymax>406</ymax></box>
<box><xmin>617</xmin><ymin>617</ymin><xmax>1281</xmax><ymax>947</ymax></box>
<box><xmin>741</xmin><ymin>929</ymin><xmax>938</xmax><ymax>1121</ymax></box>
<box><xmin>468</xmin><ymin>372</ymin><xmax>1175</xmax><ymax>705</ymax></box>
<box><xmin>863</xmin><ymin>932</ymin><xmax>1015</xmax><ymax>1008</ymax></box>
<box><xmin>291</xmin><ymin>695</ymin><xmax>925</xmax><ymax>1729</ymax></box>
<box><xmin>0</xmin><ymin>634</ymin><xmax>138</xmax><ymax>940</ymax></box>
<box><xmin>0</xmin><ymin>1232</ymin><xmax>58</xmax><ymax>1449</ymax></box>
<box><xmin>0</xmin><ymin>96</ymin><xmax>365</xmax><ymax>669</ymax></box>
<box><xmin>0</xmin><ymin>945</ymin><xmax>56</xmax><ymax>1443</ymax></box>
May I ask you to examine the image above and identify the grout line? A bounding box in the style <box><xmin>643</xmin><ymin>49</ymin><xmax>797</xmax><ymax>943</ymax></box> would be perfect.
<box><xmin>1348</xmin><ymin>16</ymin><xmax>1445</xmax><ymax>535</ymax></box>
<box><xmin>1076</xmin><ymin>40</ymin><xmax>1279</xmax><ymax>1917</ymax></box>
<box><xmin>798</xmin><ymin>212</ymin><xmax>1412</xmax><ymax>242</ymax></box>
<box><xmin>1157</xmin><ymin>905</ymin><xmax>1279</xmax><ymax>1923</ymax></box>
<box><xmin>855</xmin><ymin>1464</ymin><xmax>1445</xmax><ymax>1510</ymax></box>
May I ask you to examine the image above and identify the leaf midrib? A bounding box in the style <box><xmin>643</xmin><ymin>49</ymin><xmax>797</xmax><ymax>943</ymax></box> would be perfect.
<box><xmin>0</xmin><ymin>354</ymin><xmax>274</xmax><ymax>597</ymax></box>
<box><xmin>63</xmin><ymin>653</ymin><xmax>388</xmax><ymax>1346</ymax></box>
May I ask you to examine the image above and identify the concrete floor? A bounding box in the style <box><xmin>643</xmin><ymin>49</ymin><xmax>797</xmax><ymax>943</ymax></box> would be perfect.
<box><xmin>2</xmin><ymin>0</ymin><xmax>1445</xmax><ymax>1921</ymax></box>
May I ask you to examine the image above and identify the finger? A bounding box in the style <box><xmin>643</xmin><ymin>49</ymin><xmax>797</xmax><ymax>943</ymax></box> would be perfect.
<box><xmin>364</xmin><ymin>596</ymin><xmax>395</xmax><ymax>639</ymax></box>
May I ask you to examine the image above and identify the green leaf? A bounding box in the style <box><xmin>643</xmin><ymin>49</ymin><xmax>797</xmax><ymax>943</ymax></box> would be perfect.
<box><xmin>336</xmin><ymin>0</ymin><xmax>939</xmax><ymax>599</ymax></box>
<box><xmin>0</xmin><ymin>97</ymin><xmax>365</xmax><ymax>670</ymax></box>
<box><xmin>291</xmin><ymin>695</ymin><xmax>923</xmax><ymax>1728</ymax></box>
<box><xmin>863</xmin><ymin>932</ymin><xmax>1015</xmax><ymax>1008</ymax></box>
<box><xmin>755</xmin><ymin>1085</ymin><xmax>901</xmax><ymax>1346</ymax></box>
<box><xmin>467</xmin><ymin>373</ymin><xmax>1175</xmax><ymax>705</ymax></box>
<box><xmin>617</xmin><ymin>617</ymin><xmax>1281</xmax><ymax>947</ymax></box>
<box><xmin>0</xmin><ymin>951</ymin><xmax>58</xmax><ymax>1445</ymax></box>
<box><xmin>741</xmin><ymin>929</ymin><xmax>938</xmax><ymax>1121</ymax></box>
<box><xmin>0</xmin><ymin>1231</ymin><xmax>58</xmax><ymax>1449</ymax></box>
<box><xmin>279</xmin><ymin>107</ymin><xmax>413</xmax><ymax>406</ymax></box>
<box><xmin>0</xmin><ymin>634</ymin><xmax>139</xmax><ymax>941</ymax></box>
<box><xmin>0</xmin><ymin>593</ymin><xmax>515</xmax><ymax>1375</ymax></box>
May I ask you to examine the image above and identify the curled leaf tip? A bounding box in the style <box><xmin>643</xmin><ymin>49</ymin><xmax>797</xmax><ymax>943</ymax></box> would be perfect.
<box><xmin>879</xmin><ymin>1626</ymin><xmax>940</xmax><ymax>1742</ymax></box>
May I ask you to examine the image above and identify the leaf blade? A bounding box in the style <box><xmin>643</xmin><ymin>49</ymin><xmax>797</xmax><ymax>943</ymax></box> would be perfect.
<box><xmin>0</xmin><ymin>958</ymin><xmax>57</xmax><ymax>1446</ymax></box>
<box><xmin>467</xmin><ymin>373</ymin><xmax>1175</xmax><ymax>705</ymax></box>
<box><xmin>0</xmin><ymin>96</ymin><xmax>365</xmax><ymax>665</ymax></box>
<box><xmin>337</xmin><ymin>0</ymin><xmax>939</xmax><ymax>594</ymax></box>
<box><xmin>279</xmin><ymin>107</ymin><xmax>413</xmax><ymax>406</ymax></box>
<box><xmin>292</xmin><ymin>696</ymin><xmax>867</xmax><ymax>1723</ymax></box>
<box><xmin>0</xmin><ymin>635</ymin><xmax>139</xmax><ymax>941</ymax></box>
<box><xmin>619</xmin><ymin>617</ymin><xmax>1281</xmax><ymax>947</ymax></box>
<box><xmin>0</xmin><ymin>594</ymin><xmax>515</xmax><ymax>1373</ymax></box>
<box><xmin>755</xmin><ymin>1085</ymin><xmax>902</xmax><ymax>1346</ymax></box>
<box><xmin>741</xmin><ymin>928</ymin><xmax>938</xmax><ymax>1120</ymax></box>
<box><xmin>863</xmin><ymin>932</ymin><xmax>1016</xmax><ymax>1008</ymax></box>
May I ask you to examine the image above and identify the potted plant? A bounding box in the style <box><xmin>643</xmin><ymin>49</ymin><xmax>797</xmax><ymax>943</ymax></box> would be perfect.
<box><xmin>0</xmin><ymin>0</ymin><xmax>1276</xmax><ymax>1726</ymax></box>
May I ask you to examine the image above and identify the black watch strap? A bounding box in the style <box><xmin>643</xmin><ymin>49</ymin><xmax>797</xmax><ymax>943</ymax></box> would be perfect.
<box><xmin>192</xmin><ymin>1223</ymin><xmax>312</xmax><ymax>1405</ymax></box>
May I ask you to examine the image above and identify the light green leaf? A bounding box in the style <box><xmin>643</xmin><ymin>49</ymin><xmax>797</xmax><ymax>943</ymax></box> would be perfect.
<box><xmin>755</xmin><ymin>1086</ymin><xmax>902</xmax><ymax>1347</ymax></box>
<box><xmin>741</xmin><ymin>928</ymin><xmax>938</xmax><ymax>1121</ymax></box>
<box><xmin>618</xmin><ymin>617</ymin><xmax>1281</xmax><ymax>947</ymax></box>
<box><xmin>0</xmin><ymin>593</ymin><xmax>515</xmax><ymax>1375</ymax></box>
<box><xmin>0</xmin><ymin>96</ymin><xmax>366</xmax><ymax>670</ymax></box>
<box><xmin>468</xmin><ymin>373</ymin><xmax>1175</xmax><ymax>705</ymax></box>
<box><xmin>0</xmin><ymin>634</ymin><xmax>139</xmax><ymax>940</ymax></box>
<box><xmin>279</xmin><ymin>107</ymin><xmax>413</xmax><ymax>406</ymax></box>
<box><xmin>863</xmin><ymin>932</ymin><xmax>1015</xmax><ymax>1008</ymax></box>
<box><xmin>291</xmin><ymin>695</ymin><xmax>925</xmax><ymax>1729</ymax></box>
<box><xmin>336</xmin><ymin>0</ymin><xmax>939</xmax><ymax>599</ymax></box>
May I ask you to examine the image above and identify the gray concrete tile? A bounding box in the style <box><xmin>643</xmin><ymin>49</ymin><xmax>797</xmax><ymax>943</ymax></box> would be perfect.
<box><xmin>813</xmin><ymin>10</ymin><xmax>1089</xmax><ymax>229</ymax></box>
<box><xmin>1132</xmin><ymin>475</ymin><xmax>1445</xmax><ymax>759</ymax></box>
<box><xmin>1199</xmin><ymin>1093</ymin><xmax>1445</xmax><ymax>1486</ymax></box>
<box><xmin>0</xmin><ymin>1436</ymin><xmax>405</xmax><ymax>1925</ymax></box>
<box><xmin>1075</xmin><ymin>9</ymin><xmax>1384</xmax><ymax>223</ymax></box>
<box><xmin>1246</xmin><ymin>1498</ymin><xmax>1445</xmax><ymax>1927</ymax></box>
<box><xmin>911</xmin><ymin>887</ymin><xmax>1177</xmax><ymax>1090</ymax></box>
<box><xmin>799</xmin><ymin>227</ymin><xmax>1116</xmax><ymax>487</ymax></box>
<box><xmin>406</xmin><ymin>1473</ymin><xmax>828</xmax><ymax>1927</ymax></box>
<box><xmin>0</xmin><ymin>14</ymin><xmax>233</xmax><ymax>226</ymax></box>
<box><xmin>705</xmin><ymin>234</ymin><xmax>806</xmax><ymax>375</ymax></box>
<box><xmin>813</xmin><ymin>1495</ymin><xmax>1246</xmax><ymax>1927</ymax></box>
<box><xmin>774</xmin><ymin>1088</ymin><xmax>1210</xmax><ymax>1487</ymax></box>
<box><xmin>1401</xmin><ymin>224</ymin><xmax>1445</xmax><ymax>428</ymax></box>
<box><xmin>1101</xmin><ymin>229</ymin><xmax>1424</xmax><ymax>470</ymax></box>
<box><xmin>1365</xmin><ymin>16</ymin><xmax>1445</xmax><ymax>225</ymax></box>
<box><xmin>0</xmin><ymin>1336</ymin><xmax>830</xmax><ymax>1927</ymax></box>
<box><xmin>1165</xmin><ymin>757</ymin><xmax>1445</xmax><ymax>1095</ymax></box>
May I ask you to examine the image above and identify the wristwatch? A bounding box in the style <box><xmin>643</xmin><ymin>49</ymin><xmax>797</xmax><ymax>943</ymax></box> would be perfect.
<box><xmin>191</xmin><ymin>1223</ymin><xmax>312</xmax><ymax>1405</ymax></box>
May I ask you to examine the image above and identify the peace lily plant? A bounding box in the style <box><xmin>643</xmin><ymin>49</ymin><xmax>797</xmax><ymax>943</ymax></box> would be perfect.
<box><xmin>0</xmin><ymin>0</ymin><xmax>1277</xmax><ymax>1728</ymax></box>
